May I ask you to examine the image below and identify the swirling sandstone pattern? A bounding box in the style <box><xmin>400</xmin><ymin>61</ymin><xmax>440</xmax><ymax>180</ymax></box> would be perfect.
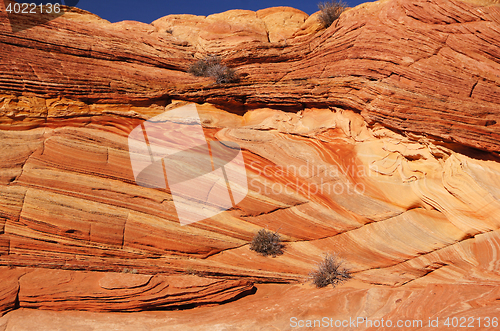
<box><xmin>0</xmin><ymin>0</ymin><xmax>499</xmax><ymax>327</ymax></box>
<box><xmin>0</xmin><ymin>99</ymin><xmax>499</xmax><ymax>318</ymax></box>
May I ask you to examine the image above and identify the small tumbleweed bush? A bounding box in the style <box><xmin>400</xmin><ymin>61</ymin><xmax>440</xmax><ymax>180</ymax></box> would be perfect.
<box><xmin>309</xmin><ymin>253</ymin><xmax>352</xmax><ymax>288</ymax></box>
<box><xmin>188</xmin><ymin>55</ymin><xmax>237</xmax><ymax>84</ymax></box>
<box><xmin>122</xmin><ymin>268</ymin><xmax>138</xmax><ymax>274</ymax></box>
<box><xmin>250</xmin><ymin>228</ymin><xmax>284</xmax><ymax>257</ymax></box>
<box><xmin>317</xmin><ymin>0</ymin><xmax>347</xmax><ymax>28</ymax></box>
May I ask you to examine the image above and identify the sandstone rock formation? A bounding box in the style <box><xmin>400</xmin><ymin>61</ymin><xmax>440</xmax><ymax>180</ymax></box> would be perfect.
<box><xmin>11</xmin><ymin>267</ymin><xmax>253</xmax><ymax>312</ymax></box>
<box><xmin>4</xmin><ymin>283</ymin><xmax>500</xmax><ymax>330</ymax></box>
<box><xmin>1</xmin><ymin>0</ymin><xmax>499</xmax><ymax>151</ymax></box>
<box><xmin>0</xmin><ymin>0</ymin><xmax>499</xmax><ymax>328</ymax></box>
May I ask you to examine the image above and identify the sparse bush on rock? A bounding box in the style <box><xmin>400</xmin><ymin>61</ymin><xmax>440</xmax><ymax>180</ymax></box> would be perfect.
<box><xmin>250</xmin><ymin>228</ymin><xmax>284</xmax><ymax>257</ymax></box>
<box><xmin>122</xmin><ymin>268</ymin><xmax>138</xmax><ymax>274</ymax></box>
<box><xmin>188</xmin><ymin>55</ymin><xmax>237</xmax><ymax>84</ymax></box>
<box><xmin>317</xmin><ymin>0</ymin><xmax>347</xmax><ymax>28</ymax></box>
<box><xmin>309</xmin><ymin>253</ymin><xmax>352</xmax><ymax>288</ymax></box>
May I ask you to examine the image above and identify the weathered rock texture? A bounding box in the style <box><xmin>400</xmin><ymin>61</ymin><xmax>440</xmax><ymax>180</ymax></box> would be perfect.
<box><xmin>1</xmin><ymin>98</ymin><xmax>500</xmax><ymax>320</ymax></box>
<box><xmin>0</xmin><ymin>0</ymin><xmax>500</xmax><ymax>327</ymax></box>
<box><xmin>3</xmin><ymin>283</ymin><xmax>500</xmax><ymax>330</ymax></box>
<box><xmin>1</xmin><ymin>0</ymin><xmax>499</xmax><ymax>151</ymax></box>
<box><xmin>2</xmin><ymin>267</ymin><xmax>253</xmax><ymax>312</ymax></box>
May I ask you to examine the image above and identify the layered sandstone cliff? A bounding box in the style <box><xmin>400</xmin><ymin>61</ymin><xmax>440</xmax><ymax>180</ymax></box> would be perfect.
<box><xmin>0</xmin><ymin>0</ymin><xmax>500</xmax><ymax>328</ymax></box>
<box><xmin>1</xmin><ymin>0</ymin><xmax>499</xmax><ymax>151</ymax></box>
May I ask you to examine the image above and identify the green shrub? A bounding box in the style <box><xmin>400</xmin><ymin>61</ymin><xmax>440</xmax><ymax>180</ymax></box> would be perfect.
<box><xmin>317</xmin><ymin>0</ymin><xmax>347</xmax><ymax>28</ymax></box>
<box><xmin>309</xmin><ymin>253</ymin><xmax>352</xmax><ymax>288</ymax></box>
<box><xmin>250</xmin><ymin>228</ymin><xmax>284</xmax><ymax>257</ymax></box>
<box><xmin>188</xmin><ymin>55</ymin><xmax>237</xmax><ymax>84</ymax></box>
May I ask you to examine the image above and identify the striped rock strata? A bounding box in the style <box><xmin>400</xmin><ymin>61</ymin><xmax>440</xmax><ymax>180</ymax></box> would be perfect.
<box><xmin>3</xmin><ymin>283</ymin><xmax>500</xmax><ymax>330</ymax></box>
<box><xmin>0</xmin><ymin>0</ymin><xmax>499</xmax><ymax>325</ymax></box>
<box><xmin>0</xmin><ymin>99</ymin><xmax>499</xmax><ymax>316</ymax></box>
<box><xmin>0</xmin><ymin>0</ymin><xmax>499</xmax><ymax>151</ymax></box>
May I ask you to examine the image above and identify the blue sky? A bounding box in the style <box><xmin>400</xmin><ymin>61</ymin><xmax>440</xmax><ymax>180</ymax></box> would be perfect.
<box><xmin>71</xmin><ymin>0</ymin><xmax>368</xmax><ymax>23</ymax></box>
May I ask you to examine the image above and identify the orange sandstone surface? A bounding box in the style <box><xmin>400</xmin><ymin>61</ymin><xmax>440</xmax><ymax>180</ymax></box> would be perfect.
<box><xmin>0</xmin><ymin>0</ymin><xmax>500</xmax><ymax>329</ymax></box>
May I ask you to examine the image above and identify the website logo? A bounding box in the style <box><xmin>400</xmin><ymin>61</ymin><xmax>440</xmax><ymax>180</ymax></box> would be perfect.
<box><xmin>128</xmin><ymin>103</ymin><xmax>248</xmax><ymax>226</ymax></box>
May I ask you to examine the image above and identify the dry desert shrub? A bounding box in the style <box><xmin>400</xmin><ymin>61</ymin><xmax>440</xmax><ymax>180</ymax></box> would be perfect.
<box><xmin>122</xmin><ymin>268</ymin><xmax>138</xmax><ymax>274</ymax></box>
<box><xmin>309</xmin><ymin>253</ymin><xmax>352</xmax><ymax>288</ymax></box>
<box><xmin>317</xmin><ymin>0</ymin><xmax>347</xmax><ymax>28</ymax></box>
<box><xmin>188</xmin><ymin>55</ymin><xmax>237</xmax><ymax>84</ymax></box>
<box><xmin>249</xmin><ymin>228</ymin><xmax>284</xmax><ymax>257</ymax></box>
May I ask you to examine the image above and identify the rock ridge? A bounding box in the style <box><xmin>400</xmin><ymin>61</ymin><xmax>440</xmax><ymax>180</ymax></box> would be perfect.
<box><xmin>0</xmin><ymin>0</ymin><xmax>499</xmax><ymax>151</ymax></box>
